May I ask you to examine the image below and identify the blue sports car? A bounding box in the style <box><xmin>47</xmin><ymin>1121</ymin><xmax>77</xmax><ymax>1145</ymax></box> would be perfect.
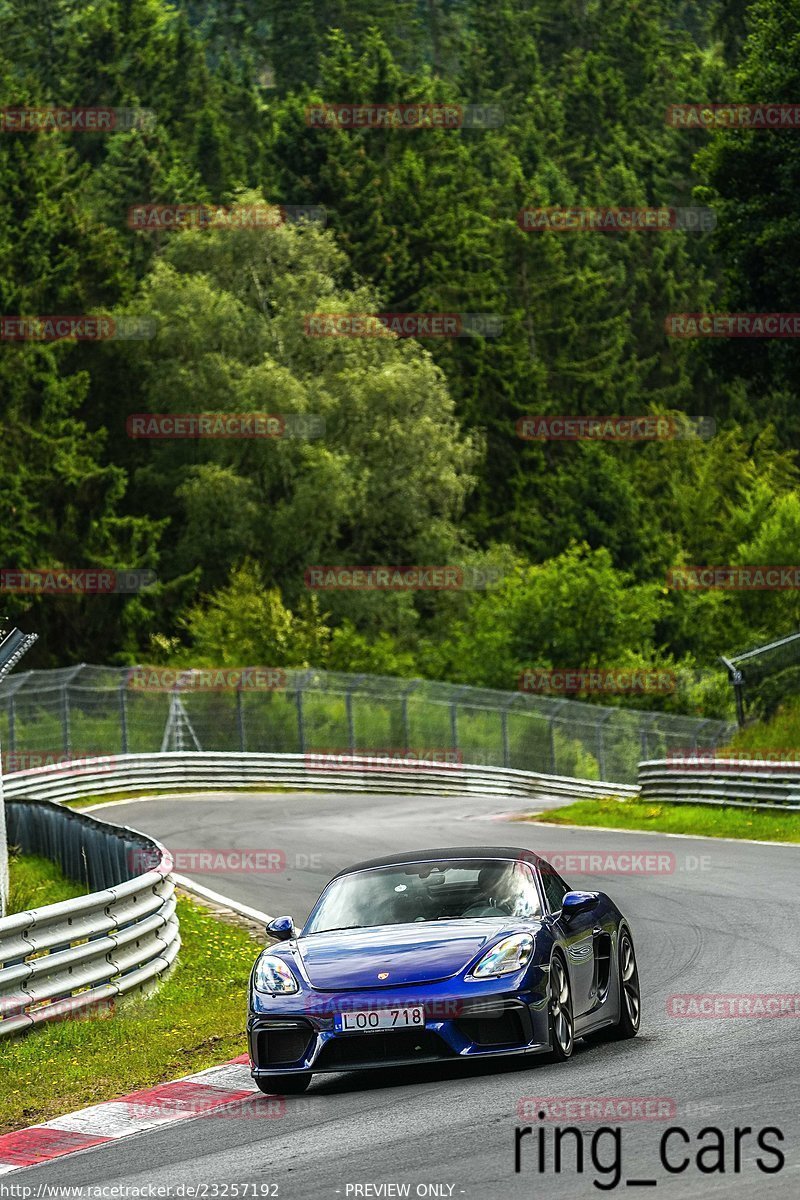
<box><xmin>247</xmin><ymin>845</ymin><xmax>641</xmax><ymax>1094</ymax></box>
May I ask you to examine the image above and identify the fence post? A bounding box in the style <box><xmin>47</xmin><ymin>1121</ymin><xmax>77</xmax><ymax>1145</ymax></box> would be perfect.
<box><xmin>450</xmin><ymin>701</ymin><xmax>459</xmax><ymax>754</ymax></box>
<box><xmin>548</xmin><ymin>715</ymin><xmax>557</xmax><ymax>773</ymax></box>
<box><xmin>345</xmin><ymin>690</ymin><xmax>355</xmax><ymax>752</ymax></box>
<box><xmin>400</xmin><ymin>680</ymin><xmax>419</xmax><ymax>751</ymax></box>
<box><xmin>236</xmin><ymin>685</ymin><xmax>246</xmax><ymax>753</ymax></box>
<box><xmin>596</xmin><ymin>711</ymin><xmax>614</xmax><ymax>781</ymax></box>
<box><xmin>119</xmin><ymin>679</ymin><xmax>129</xmax><ymax>755</ymax></box>
<box><xmin>295</xmin><ymin>689</ymin><xmax>306</xmax><ymax>754</ymax></box>
<box><xmin>500</xmin><ymin>708</ymin><xmax>509</xmax><ymax>768</ymax></box>
<box><xmin>61</xmin><ymin>678</ymin><xmax>71</xmax><ymax>755</ymax></box>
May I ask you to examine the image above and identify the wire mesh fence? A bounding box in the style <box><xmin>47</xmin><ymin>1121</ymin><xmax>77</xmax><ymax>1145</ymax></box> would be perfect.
<box><xmin>0</xmin><ymin>664</ymin><xmax>736</xmax><ymax>787</ymax></box>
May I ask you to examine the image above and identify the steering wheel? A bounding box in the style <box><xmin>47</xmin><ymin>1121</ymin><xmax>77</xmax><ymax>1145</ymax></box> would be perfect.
<box><xmin>462</xmin><ymin>898</ymin><xmax>513</xmax><ymax>918</ymax></box>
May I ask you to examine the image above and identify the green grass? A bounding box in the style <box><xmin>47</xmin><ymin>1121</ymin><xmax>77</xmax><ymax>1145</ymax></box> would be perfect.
<box><xmin>1</xmin><ymin>858</ymin><xmax>262</xmax><ymax>1134</ymax></box>
<box><xmin>63</xmin><ymin>785</ymin><xmax>299</xmax><ymax>809</ymax></box>
<box><xmin>525</xmin><ymin>796</ymin><xmax>800</xmax><ymax>842</ymax></box>
<box><xmin>726</xmin><ymin>695</ymin><xmax>800</xmax><ymax>756</ymax></box>
<box><xmin>6</xmin><ymin>853</ymin><xmax>87</xmax><ymax>913</ymax></box>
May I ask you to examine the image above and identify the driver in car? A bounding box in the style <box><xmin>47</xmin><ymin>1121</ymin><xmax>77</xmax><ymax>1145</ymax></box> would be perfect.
<box><xmin>461</xmin><ymin>864</ymin><xmax>517</xmax><ymax>917</ymax></box>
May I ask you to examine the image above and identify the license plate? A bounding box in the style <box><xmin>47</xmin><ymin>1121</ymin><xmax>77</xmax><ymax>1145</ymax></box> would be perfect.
<box><xmin>334</xmin><ymin>1006</ymin><xmax>425</xmax><ymax>1033</ymax></box>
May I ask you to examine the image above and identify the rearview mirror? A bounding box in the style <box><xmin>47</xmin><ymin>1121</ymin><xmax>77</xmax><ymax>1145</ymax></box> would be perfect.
<box><xmin>561</xmin><ymin>891</ymin><xmax>599</xmax><ymax>920</ymax></box>
<box><xmin>266</xmin><ymin>915</ymin><xmax>295</xmax><ymax>941</ymax></box>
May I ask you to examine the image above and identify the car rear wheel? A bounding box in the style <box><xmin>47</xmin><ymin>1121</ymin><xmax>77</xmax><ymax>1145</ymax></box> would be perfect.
<box><xmin>255</xmin><ymin>1074</ymin><xmax>312</xmax><ymax>1095</ymax></box>
<box><xmin>614</xmin><ymin>929</ymin><xmax>641</xmax><ymax>1038</ymax></box>
<box><xmin>547</xmin><ymin>954</ymin><xmax>574</xmax><ymax>1060</ymax></box>
<box><xmin>589</xmin><ymin>928</ymin><xmax>641</xmax><ymax>1042</ymax></box>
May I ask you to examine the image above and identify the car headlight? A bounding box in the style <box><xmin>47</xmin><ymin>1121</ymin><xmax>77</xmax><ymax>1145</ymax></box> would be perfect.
<box><xmin>468</xmin><ymin>934</ymin><xmax>534</xmax><ymax>979</ymax></box>
<box><xmin>254</xmin><ymin>954</ymin><xmax>300</xmax><ymax>995</ymax></box>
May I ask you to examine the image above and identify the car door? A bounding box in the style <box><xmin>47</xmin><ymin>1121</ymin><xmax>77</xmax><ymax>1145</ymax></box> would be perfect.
<box><xmin>539</xmin><ymin>863</ymin><xmax>597</xmax><ymax>1017</ymax></box>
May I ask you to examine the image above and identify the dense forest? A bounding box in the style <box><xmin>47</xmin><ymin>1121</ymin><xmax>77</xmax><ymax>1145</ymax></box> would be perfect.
<box><xmin>1</xmin><ymin>0</ymin><xmax>800</xmax><ymax>717</ymax></box>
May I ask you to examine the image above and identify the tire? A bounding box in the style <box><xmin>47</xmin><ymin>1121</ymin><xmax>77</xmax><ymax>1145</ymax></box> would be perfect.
<box><xmin>255</xmin><ymin>1074</ymin><xmax>312</xmax><ymax>1095</ymax></box>
<box><xmin>590</xmin><ymin>927</ymin><xmax>641</xmax><ymax>1042</ymax></box>
<box><xmin>613</xmin><ymin>928</ymin><xmax>641</xmax><ymax>1038</ymax></box>
<box><xmin>546</xmin><ymin>953</ymin><xmax>574</xmax><ymax>1060</ymax></box>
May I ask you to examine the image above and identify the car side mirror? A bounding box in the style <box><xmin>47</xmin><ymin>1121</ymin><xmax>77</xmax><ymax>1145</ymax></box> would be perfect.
<box><xmin>266</xmin><ymin>915</ymin><xmax>295</xmax><ymax>941</ymax></box>
<box><xmin>561</xmin><ymin>891</ymin><xmax>599</xmax><ymax>920</ymax></box>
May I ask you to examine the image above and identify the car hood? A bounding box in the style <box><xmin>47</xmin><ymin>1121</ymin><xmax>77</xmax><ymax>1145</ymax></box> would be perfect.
<box><xmin>288</xmin><ymin>919</ymin><xmax>538</xmax><ymax>989</ymax></box>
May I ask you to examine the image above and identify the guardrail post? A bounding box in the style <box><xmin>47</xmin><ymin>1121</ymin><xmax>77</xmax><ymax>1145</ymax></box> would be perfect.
<box><xmin>118</xmin><ymin>680</ymin><xmax>128</xmax><ymax>755</ymax></box>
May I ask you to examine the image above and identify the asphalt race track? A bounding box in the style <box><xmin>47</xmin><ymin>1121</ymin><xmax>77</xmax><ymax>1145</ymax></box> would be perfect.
<box><xmin>21</xmin><ymin>790</ymin><xmax>800</xmax><ymax>1198</ymax></box>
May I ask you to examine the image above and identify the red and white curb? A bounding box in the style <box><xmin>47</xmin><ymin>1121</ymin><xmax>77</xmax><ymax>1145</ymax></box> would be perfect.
<box><xmin>0</xmin><ymin>1055</ymin><xmax>279</xmax><ymax>1174</ymax></box>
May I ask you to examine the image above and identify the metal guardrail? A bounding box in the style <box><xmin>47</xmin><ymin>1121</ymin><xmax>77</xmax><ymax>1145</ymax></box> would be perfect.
<box><xmin>639</xmin><ymin>760</ymin><xmax>800</xmax><ymax>810</ymax></box>
<box><xmin>0</xmin><ymin>800</ymin><xmax>179</xmax><ymax>1037</ymax></box>
<box><xmin>0</xmin><ymin>752</ymin><xmax>639</xmax><ymax>806</ymax></box>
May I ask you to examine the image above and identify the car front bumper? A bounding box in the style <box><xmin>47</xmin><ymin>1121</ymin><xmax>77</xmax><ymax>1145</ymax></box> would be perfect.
<box><xmin>247</xmin><ymin>972</ymin><xmax>552</xmax><ymax>1076</ymax></box>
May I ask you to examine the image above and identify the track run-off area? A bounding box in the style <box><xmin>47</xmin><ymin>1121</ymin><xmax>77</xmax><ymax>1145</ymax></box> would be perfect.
<box><xmin>14</xmin><ymin>788</ymin><xmax>800</xmax><ymax>1199</ymax></box>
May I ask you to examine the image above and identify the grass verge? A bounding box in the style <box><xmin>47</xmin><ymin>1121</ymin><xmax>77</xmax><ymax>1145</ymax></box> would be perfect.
<box><xmin>1</xmin><ymin>857</ymin><xmax>261</xmax><ymax>1134</ymax></box>
<box><xmin>63</xmin><ymin>785</ymin><xmax>300</xmax><ymax>810</ymax></box>
<box><xmin>6</xmin><ymin>853</ymin><xmax>87</xmax><ymax>914</ymax></box>
<box><xmin>523</xmin><ymin>797</ymin><xmax>800</xmax><ymax>842</ymax></box>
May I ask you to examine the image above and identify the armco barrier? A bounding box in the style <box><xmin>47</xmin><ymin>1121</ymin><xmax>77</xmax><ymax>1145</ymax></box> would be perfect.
<box><xmin>0</xmin><ymin>752</ymin><xmax>638</xmax><ymax>806</ymax></box>
<box><xmin>0</xmin><ymin>800</ymin><xmax>178</xmax><ymax>1037</ymax></box>
<box><xmin>639</xmin><ymin>759</ymin><xmax>800</xmax><ymax>810</ymax></box>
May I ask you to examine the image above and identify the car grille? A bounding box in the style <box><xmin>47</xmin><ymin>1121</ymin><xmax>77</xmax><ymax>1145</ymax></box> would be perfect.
<box><xmin>254</xmin><ymin>1020</ymin><xmax>314</xmax><ymax>1066</ymax></box>
<box><xmin>315</xmin><ymin>1029</ymin><xmax>452</xmax><ymax>1070</ymax></box>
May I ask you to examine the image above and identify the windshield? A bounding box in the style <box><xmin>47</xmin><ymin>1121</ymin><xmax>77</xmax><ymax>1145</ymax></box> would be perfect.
<box><xmin>304</xmin><ymin>858</ymin><xmax>542</xmax><ymax>933</ymax></box>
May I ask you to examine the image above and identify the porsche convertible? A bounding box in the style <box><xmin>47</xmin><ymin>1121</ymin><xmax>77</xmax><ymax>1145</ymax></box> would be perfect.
<box><xmin>247</xmin><ymin>845</ymin><xmax>641</xmax><ymax>1093</ymax></box>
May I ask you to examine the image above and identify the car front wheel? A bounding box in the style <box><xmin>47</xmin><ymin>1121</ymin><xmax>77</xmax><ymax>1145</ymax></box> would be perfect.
<box><xmin>547</xmin><ymin>953</ymin><xmax>574</xmax><ymax>1060</ymax></box>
